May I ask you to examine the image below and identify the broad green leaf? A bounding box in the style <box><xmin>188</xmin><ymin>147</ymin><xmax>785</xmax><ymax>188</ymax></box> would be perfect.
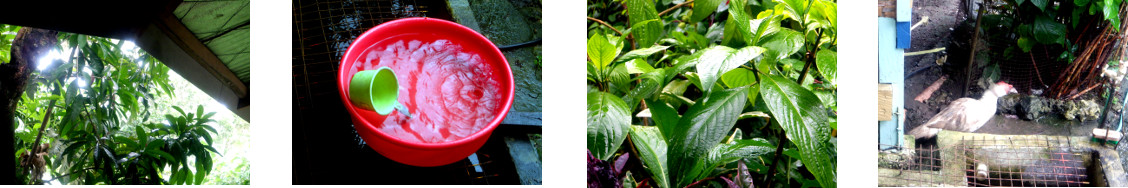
<box><xmin>686</xmin><ymin>138</ymin><xmax>774</xmax><ymax>181</ymax></box>
<box><xmin>608</xmin><ymin>63</ymin><xmax>632</xmax><ymax>93</ymax></box>
<box><xmin>722</xmin><ymin>67</ymin><xmax>757</xmax><ymax>88</ymax></box>
<box><xmin>195</xmin><ymin>105</ymin><xmax>204</xmax><ymax>119</ymax></box>
<box><xmin>587</xmin><ymin>92</ymin><xmax>631</xmax><ymax>160</ymax></box>
<box><xmin>1031</xmin><ymin>0</ymin><xmax>1049</xmax><ymax>10</ymax></box>
<box><xmin>691</xmin><ymin>0</ymin><xmax>724</xmax><ymax>23</ymax></box>
<box><xmin>693</xmin><ymin>46</ymin><xmax>767</xmax><ymax>92</ymax></box>
<box><xmin>760</xmin><ymin>74</ymin><xmax>836</xmax><ymax>188</ymax></box>
<box><xmin>723</xmin><ymin>0</ymin><xmax>753</xmax><ymax>46</ymax></box>
<box><xmin>760</xmin><ymin>28</ymin><xmax>805</xmax><ymax>60</ymax></box>
<box><xmin>668</xmin><ymin>87</ymin><xmax>748</xmax><ymax>187</ymax></box>
<box><xmin>1032</xmin><ymin>16</ymin><xmax>1066</xmax><ymax>44</ymax></box>
<box><xmin>1103</xmin><ymin>0</ymin><xmax>1122</xmax><ymax>32</ymax></box>
<box><xmin>750</xmin><ymin>15</ymin><xmax>782</xmax><ymax>45</ymax></box>
<box><xmin>195</xmin><ymin>164</ymin><xmax>207</xmax><ymax>184</ymax></box>
<box><xmin>1018</xmin><ymin>37</ymin><xmax>1034</xmax><ymax>52</ymax></box>
<box><xmin>816</xmin><ymin>50</ymin><xmax>837</xmax><ymax>85</ymax></box>
<box><xmin>146</xmin><ymin>139</ymin><xmax>166</xmax><ymax>151</ymax></box>
<box><xmin>617</xmin><ymin>45</ymin><xmax>670</xmax><ymax>64</ymax></box>
<box><xmin>171</xmin><ymin>106</ymin><xmax>186</xmax><ymax>117</ymax></box>
<box><xmin>587</xmin><ymin>34</ymin><xmax>621</xmax><ymax>72</ymax></box>
<box><xmin>626</xmin><ymin>0</ymin><xmax>663</xmax><ymax>48</ymax></box>
<box><xmin>774</xmin><ymin>0</ymin><xmax>812</xmax><ymax>22</ymax></box>
<box><xmin>630</xmin><ymin>126</ymin><xmax>670</xmax><ymax>188</ymax></box>
<box><xmin>644</xmin><ymin>98</ymin><xmax>680</xmax><ymax>139</ymax></box>
<box><xmin>148</xmin><ymin>149</ymin><xmax>177</xmax><ymax>162</ymax></box>
<box><xmin>659</xmin><ymin>79</ymin><xmax>691</xmax><ymax>108</ymax></box>
<box><xmin>183</xmin><ymin>166</ymin><xmax>194</xmax><ymax>184</ymax></box>
<box><xmin>623</xmin><ymin>71</ymin><xmax>664</xmax><ymax>109</ymax></box>
<box><xmin>626</xmin><ymin>59</ymin><xmax>656</xmax><ymax>74</ymax></box>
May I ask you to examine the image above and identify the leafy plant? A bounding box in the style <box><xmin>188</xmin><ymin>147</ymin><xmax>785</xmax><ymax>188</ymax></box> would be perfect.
<box><xmin>587</xmin><ymin>0</ymin><xmax>837</xmax><ymax>187</ymax></box>
<box><xmin>9</xmin><ymin>28</ymin><xmax>228</xmax><ymax>185</ymax></box>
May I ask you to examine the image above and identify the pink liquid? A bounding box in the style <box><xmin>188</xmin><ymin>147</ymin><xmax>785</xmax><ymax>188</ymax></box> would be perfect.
<box><xmin>350</xmin><ymin>37</ymin><xmax>502</xmax><ymax>143</ymax></box>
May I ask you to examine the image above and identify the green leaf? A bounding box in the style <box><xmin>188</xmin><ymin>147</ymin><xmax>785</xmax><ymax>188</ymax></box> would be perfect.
<box><xmin>171</xmin><ymin>106</ymin><xmax>186</xmax><ymax>117</ymax></box>
<box><xmin>147</xmin><ymin>149</ymin><xmax>177</xmax><ymax>162</ymax></box>
<box><xmin>626</xmin><ymin>0</ymin><xmax>663</xmax><ymax>48</ymax></box>
<box><xmin>587</xmin><ymin>92</ymin><xmax>631</xmax><ymax>160</ymax></box>
<box><xmin>816</xmin><ymin>50</ymin><xmax>837</xmax><ymax>85</ymax></box>
<box><xmin>183</xmin><ymin>166</ymin><xmax>194</xmax><ymax>184</ymax></box>
<box><xmin>622</xmin><ymin>72</ymin><xmax>664</xmax><ymax>109</ymax></box>
<box><xmin>626</xmin><ymin>59</ymin><xmax>656</xmax><ymax>74</ymax></box>
<box><xmin>195</xmin><ymin>105</ymin><xmax>204</xmax><ymax>119</ymax></box>
<box><xmin>195</xmin><ymin>164</ymin><xmax>207</xmax><ymax>184</ymax></box>
<box><xmin>116</xmin><ymin>136</ymin><xmax>138</xmax><ymax>149</ymax></box>
<box><xmin>690</xmin><ymin>0</ymin><xmax>724</xmax><ymax>23</ymax></box>
<box><xmin>759</xmin><ymin>74</ymin><xmax>836</xmax><ymax>188</ymax></box>
<box><xmin>750</xmin><ymin>15</ymin><xmax>782</xmax><ymax>45</ymax></box>
<box><xmin>1018</xmin><ymin>37</ymin><xmax>1034</xmax><ymax>52</ymax></box>
<box><xmin>723</xmin><ymin>0</ymin><xmax>753</xmax><ymax>46</ymax></box>
<box><xmin>693</xmin><ymin>46</ymin><xmax>767</xmax><ymax>92</ymax></box>
<box><xmin>668</xmin><ymin>87</ymin><xmax>748</xmax><ymax>187</ymax></box>
<box><xmin>1032</xmin><ymin>16</ymin><xmax>1067</xmax><ymax>44</ymax></box>
<box><xmin>146</xmin><ymin>139</ymin><xmax>166</xmax><ymax>151</ymax></box>
<box><xmin>1103</xmin><ymin>0</ymin><xmax>1122</xmax><ymax>32</ymax></box>
<box><xmin>588</xmin><ymin>34</ymin><xmax>620</xmax><ymax>74</ymax></box>
<box><xmin>629</xmin><ymin>126</ymin><xmax>670</xmax><ymax>188</ymax></box>
<box><xmin>722</xmin><ymin>67</ymin><xmax>757</xmax><ymax>88</ymax></box>
<box><xmin>644</xmin><ymin>98</ymin><xmax>680</xmax><ymax>140</ymax></box>
<box><xmin>760</xmin><ymin>28</ymin><xmax>805</xmax><ymax>60</ymax></box>
<box><xmin>617</xmin><ymin>45</ymin><xmax>670</xmax><ymax>64</ymax></box>
<box><xmin>685</xmin><ymin>138</ymin><xmax>774</xmax><ymax>181</ymax></box>
<box><xmin>1031</xmin><ymin>0</ymin><xmax>1049</xmax><ymax>10</ymax></box>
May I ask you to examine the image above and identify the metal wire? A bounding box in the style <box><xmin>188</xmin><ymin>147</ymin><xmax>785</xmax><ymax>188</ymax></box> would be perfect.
<box><xmin>878</xmin><ymin>136</ymin><xmax>1097</xmax><ymax>187</ymax></box>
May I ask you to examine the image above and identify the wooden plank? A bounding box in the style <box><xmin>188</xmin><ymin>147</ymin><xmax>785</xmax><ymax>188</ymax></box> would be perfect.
<box><xmin>879</xmin><ymin>84</ymin><xmax>893</xmax><ymax>121</ymax></box>
<box><xmin>154</xmin><ymin>12</ymin><xmax>248</xmax><ymax>98</ymax></box>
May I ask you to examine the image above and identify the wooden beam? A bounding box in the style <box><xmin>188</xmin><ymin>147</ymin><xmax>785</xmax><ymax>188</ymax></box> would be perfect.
<box><xmin>153</xmin><ymin>12</ymin><xmax>248</xmax><ymax>98</ymax></box>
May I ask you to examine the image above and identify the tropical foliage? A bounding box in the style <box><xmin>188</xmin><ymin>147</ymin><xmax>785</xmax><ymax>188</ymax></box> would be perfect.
<box><xmin>2</xmin><ymin>25</ymin><xmax>248</xmax><ymax>185</ymax></box>
<box><xmin>587</xmin><ymin>0</ymin><xmax>837</xmax><ymax>187</ymax></box>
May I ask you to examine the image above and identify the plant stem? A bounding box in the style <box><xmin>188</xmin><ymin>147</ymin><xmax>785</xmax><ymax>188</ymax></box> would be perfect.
<box><xmin>763</xmin><ymin>129</ymin><xmax>787</xmax><ymax>186</ymax></box>
<box><xmin>964</xmin><ymin>2</ymin><xmax>985</xmax><ymax>98</ymax></box>
<box><xmin>658</xmin><ymin>0</ymin><xmax>695</xmax><ymax>17</ymax></box>
<box><xmin>797</xmin><ymin>30</ymin><xmax>823</xmax><ymax>85</ymax></box>
<box><xmin>588</xmin><ymin>17</ymin><xmax>625</xmax><ymax>36</ymax></box>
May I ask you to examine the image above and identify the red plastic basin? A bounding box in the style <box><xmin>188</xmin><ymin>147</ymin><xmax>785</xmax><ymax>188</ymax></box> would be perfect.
<box><xmin>337</xmin><ymin>17</ymin><xmax>514</xmax><ymax>167</ymax></box>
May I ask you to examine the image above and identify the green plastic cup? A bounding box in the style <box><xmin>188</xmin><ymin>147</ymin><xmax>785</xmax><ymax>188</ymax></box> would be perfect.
<box><xmin>349</xmin><ymin>67</ymin><xmax>405</xmax><ymax>115</ymax></box>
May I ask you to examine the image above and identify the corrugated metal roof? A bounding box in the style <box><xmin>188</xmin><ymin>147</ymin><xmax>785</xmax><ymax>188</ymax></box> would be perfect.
<box><xmin>174</xmin><ymin>0</ymin><xmax>250</xmax><ymax>84</ymax></box>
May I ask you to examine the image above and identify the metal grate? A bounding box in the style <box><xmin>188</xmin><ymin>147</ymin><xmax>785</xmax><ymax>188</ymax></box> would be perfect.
<box><xmin>879</xmin><ymin>136</ymin><xmax>1098</xmax><ymax>187</ymax></box>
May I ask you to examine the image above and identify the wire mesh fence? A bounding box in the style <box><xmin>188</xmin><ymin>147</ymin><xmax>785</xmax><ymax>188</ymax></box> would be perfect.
<box><xmin>879</xmin><ymin>136</ymin><xmax>1099</xmax><ymax>187</ymax></box>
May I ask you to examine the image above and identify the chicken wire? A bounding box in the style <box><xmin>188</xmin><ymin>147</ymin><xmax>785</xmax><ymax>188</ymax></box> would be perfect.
<box><xmin>970</xmin><ymin>3</ymin><xmax>1124</xmax><ymax>97</ymax></box>
<box><xmin>879</xmin><ymin>136</ymin><xmax>1100</xmax><ymax>187</ymax></box>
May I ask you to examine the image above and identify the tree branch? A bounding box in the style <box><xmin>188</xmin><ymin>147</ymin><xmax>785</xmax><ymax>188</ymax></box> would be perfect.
<box><xmin>587</xmin><ymin>17</ymin><xmax>624</xmax><ymax>36</ymax></box>
<box><xmin>658</xmin><ymin>0</ymin><xmax>695</xmax><ymax>17</ymax></box>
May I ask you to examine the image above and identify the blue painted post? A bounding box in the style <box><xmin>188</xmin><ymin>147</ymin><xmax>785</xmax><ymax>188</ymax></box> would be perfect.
<box><xmin>878</xmin><ymin>17</ymin><xmax>906</xmax><ymax>150</ymax></box>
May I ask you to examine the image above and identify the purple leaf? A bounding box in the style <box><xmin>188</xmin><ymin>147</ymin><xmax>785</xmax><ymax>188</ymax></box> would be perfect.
<box><xmin>613</xmin><ymin>152</ymin><xmax>631</xmax><ymax>178</ymax></box>
<box><xmin>589</xmin><ymin>150</ymin><xmax>622</xmax><ymax>188</ymax></box>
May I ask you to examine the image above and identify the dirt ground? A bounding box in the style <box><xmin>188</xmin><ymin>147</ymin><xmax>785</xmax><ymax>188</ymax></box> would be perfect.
<box><xmin>903</xmin><ymin>0</ymin><xmax>974</xmax><ymax>134</ymax></box>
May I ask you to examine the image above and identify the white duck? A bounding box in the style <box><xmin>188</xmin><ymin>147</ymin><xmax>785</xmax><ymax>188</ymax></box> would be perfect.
<box><xmin>909</xmin><ymin>81</ymin><xmax>1018</xmax><ymax>139</ymax></box>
